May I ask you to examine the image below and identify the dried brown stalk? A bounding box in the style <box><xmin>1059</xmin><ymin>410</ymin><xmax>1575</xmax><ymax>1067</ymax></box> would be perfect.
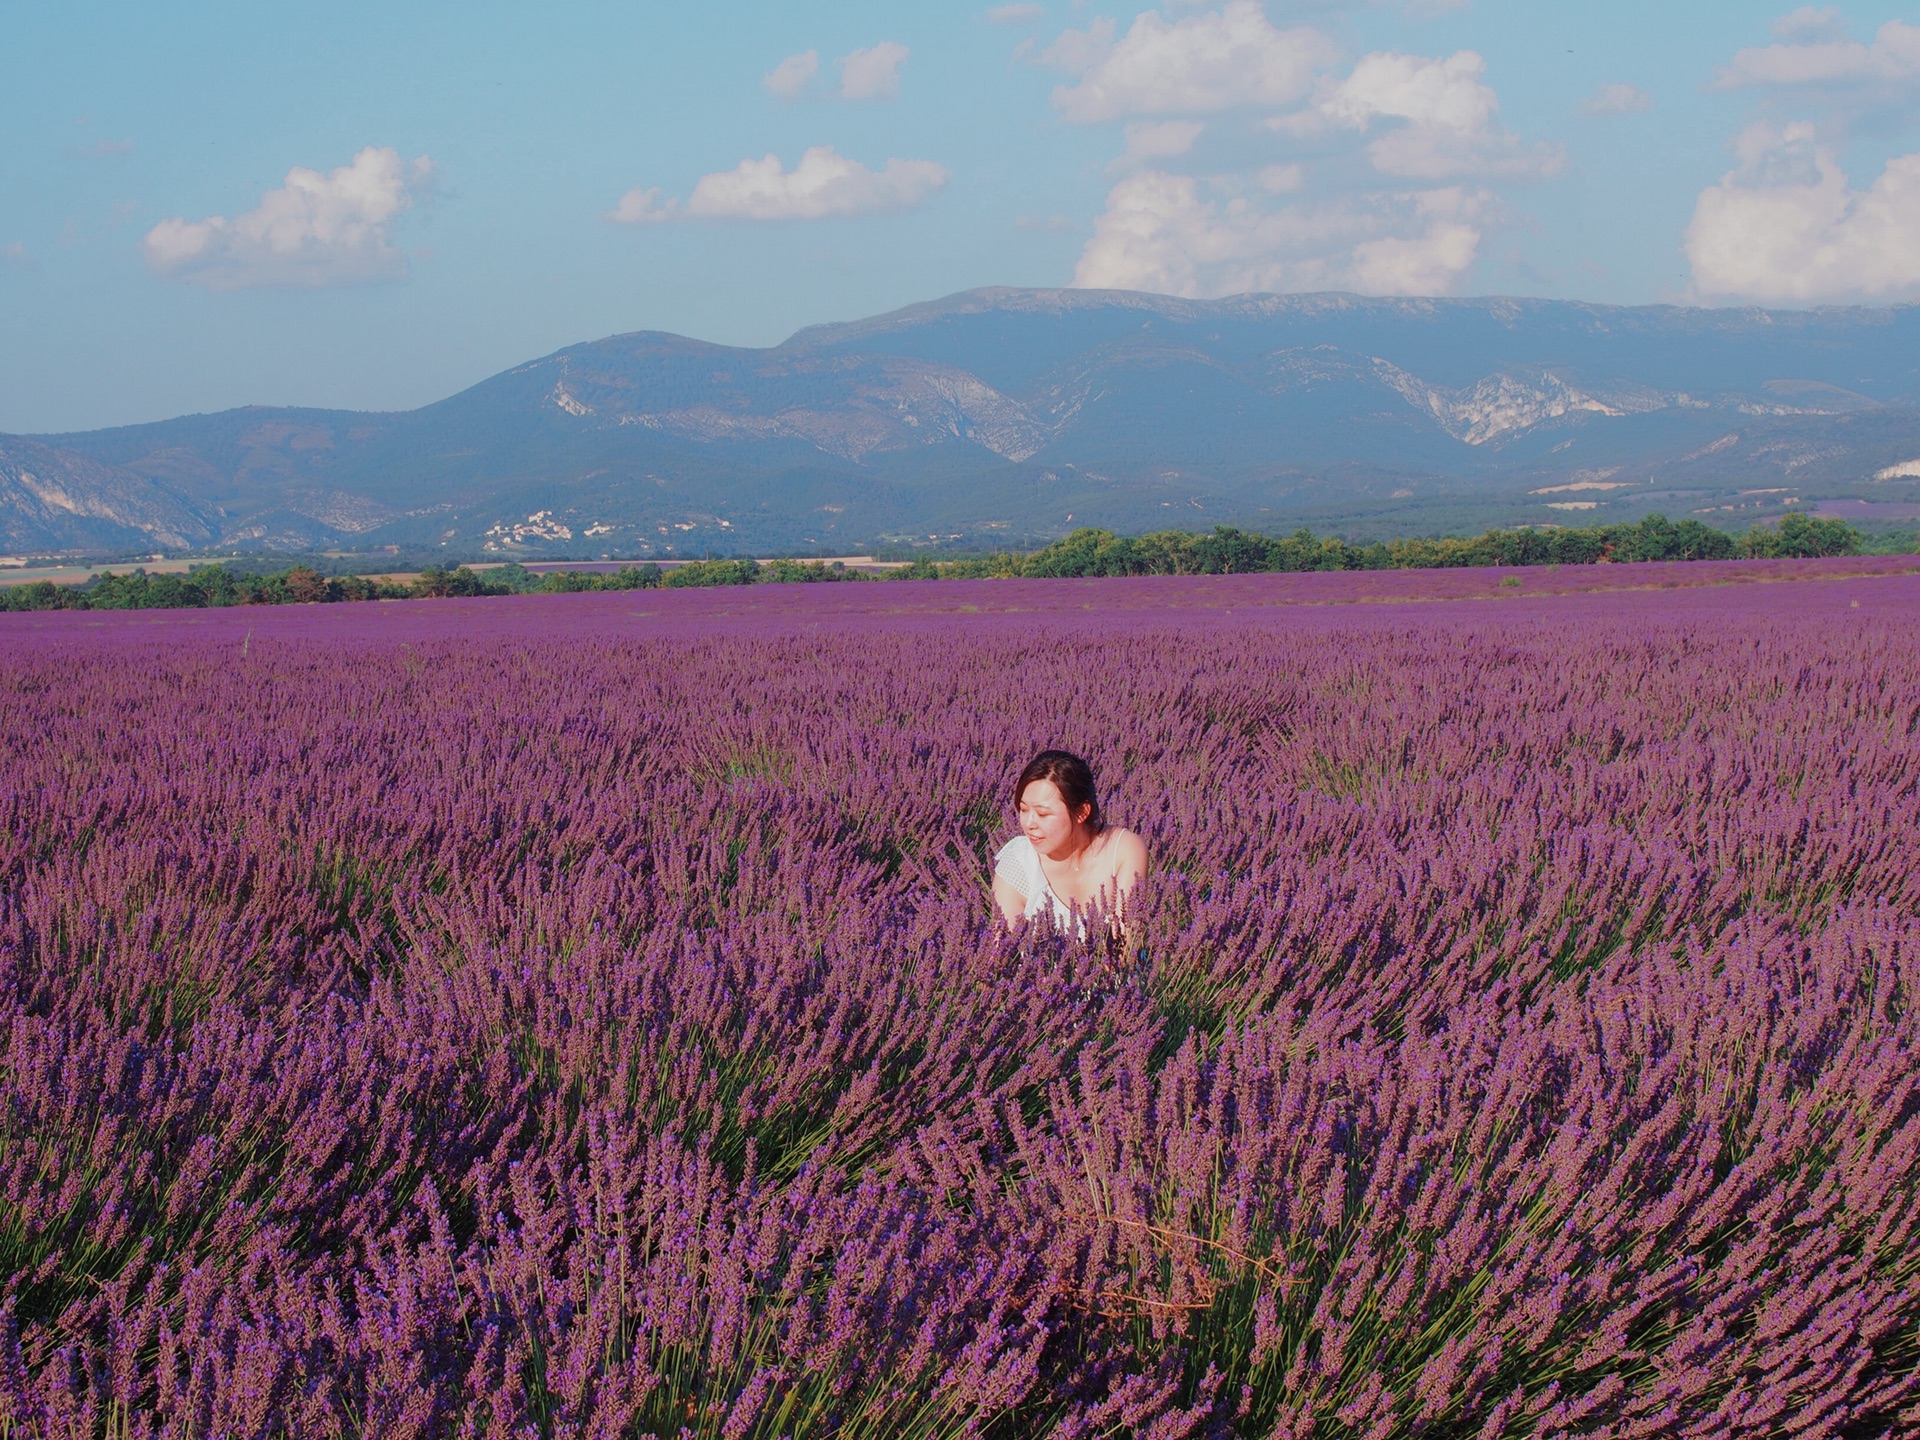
<box><xmin>1064</xmin><ymin>1208</ymin><xmax>1302</xmax><ymax>1287</ymax></box>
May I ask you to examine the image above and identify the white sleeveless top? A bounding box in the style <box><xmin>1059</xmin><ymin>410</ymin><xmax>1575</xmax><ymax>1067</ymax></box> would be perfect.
<box><xmin>994</xmin><ymin>835</ymin><xmax>1081</xmax><ymax>931</ymax></box>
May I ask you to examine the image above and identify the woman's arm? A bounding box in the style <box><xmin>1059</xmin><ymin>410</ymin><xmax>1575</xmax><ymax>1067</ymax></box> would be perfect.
<box><xmin>992</xmin><ymin>870</ymin><xmax>1030</xmax><ymax>927</ymax></box>
<box><xmin>1109</xmin><ymin>829</ymin><xmax>1148</xmax><ymax>901</ymax></box>
<box><xmin>1104</xmin><ymin>830</ymin><xmax>1149</xmax><ymax>930</ymax></box>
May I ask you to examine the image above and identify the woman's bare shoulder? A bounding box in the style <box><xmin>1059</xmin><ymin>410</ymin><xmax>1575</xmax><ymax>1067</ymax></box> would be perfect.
<box><xmin>1101</xmin><ymin>827</ymin><xmax>1148</xmax><ymax>865</ymax></box>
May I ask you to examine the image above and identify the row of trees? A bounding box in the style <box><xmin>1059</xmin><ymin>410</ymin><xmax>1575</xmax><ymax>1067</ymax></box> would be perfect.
<box><xmin>434</xmin><ymin>558</ymin><xmax>865</xmax><ymax>593</ymax></box>
<box><xmin>0</xmin><ymin>556</ymin><xmax>877</xmax><ymax>611</ymax></box>
<box><xmin>990</xmin><ymin>512</ymin><xmax>1863</xmax><ymax>579</ymax></box>
<box><xmin>1</xmin><ymin>565</ymin><xmax>415</xmax><ymax>612</ymax></box>
<box><xmin>0</xmin><ymin>514</ymin><xmax>1871</xmax><ymax>613</ymax></box>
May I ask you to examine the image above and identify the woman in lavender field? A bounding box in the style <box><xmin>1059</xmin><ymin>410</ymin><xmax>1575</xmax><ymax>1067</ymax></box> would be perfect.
<box><xmin>992</xmin><ymin>749</ymin><xmax>1147</xmax><ymax>934</ymax></box>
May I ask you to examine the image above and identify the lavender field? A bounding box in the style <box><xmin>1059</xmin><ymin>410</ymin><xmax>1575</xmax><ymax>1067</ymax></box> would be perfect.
<box><xmin>3</xmin><ymin>562</ymin><xmax>1919</xmax><ymax>1439</ymax></box>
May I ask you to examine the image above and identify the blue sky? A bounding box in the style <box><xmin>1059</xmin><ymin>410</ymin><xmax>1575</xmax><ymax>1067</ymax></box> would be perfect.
<box><xmin>6</xmin><ymin>0</ymin><xmax>1920</xmax><ymax>432</ymax></box>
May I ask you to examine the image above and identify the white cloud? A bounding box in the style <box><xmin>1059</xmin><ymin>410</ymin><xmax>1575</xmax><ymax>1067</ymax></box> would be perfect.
<box><xmin>142</xmin><ymin>146</ymin><xmax>433</xmax><ymax>290</ymax></box>
<box><xmin>1685</xmin><ymin>121</ymin><xmax>1920</xmax><ymax>303</ymax></box>
<box><xmin>1030</xmin><ymin>16</ymin><xmax>1115</xmax><ymax>75</ymax></box>
<box><xmin>765</xmin><ymin>50</ymin><xmax>820</xmax><ymax>101</ymax></box>
<box><xmin>1692</xmin><ymin>14</ymin><xmax>1920</xmax><ymax>304</ymax></box>
<box><xmin>1317</xmin><ymin>50</ymin><xmax>1563</xmax><ymax>181</ymax></box>
<box><xmin>839</xmin><ymin>41</ymin><xmax>910</xmax><ymax>100</ymax></box>
<box><xmin>1073</xmin><ymin>168</ymin><xmax>1485</xmax><ymax>296</ymax></box>
<box><xmin>606</xmin><ymin>188</ymin><xmax>675</xmax><ymax>224</ymax></box>
<box><xmin>1116</xmin><ymin>119</ymin><xmax>1206</xmax><ymax>169</ymax></box>
<box><xmin>1773</xmin><ymin>6</ymin><xmax>1848</xmax><ymax>43</ymax></box>
<box><xmin>1047</xmin><ymin>1</ymin><xmax>1337</xmax><ymax>122</ymax></box>
<box><xmin>607</xmin><ymin>146</ymin><xmax>947</xmax><ymax>223</ymax></box>
<box><xmin>766</xmin><ymin>42</ymin><xmax>909</xmax><ymax>102</ymax></box>
<box><xmin>988</xmin><ymin>3</ymin><xmax>1044</xmax><ymax>23</ymax></box>
<box><xmin>1041</xmin><ymin>14</ymin><xmax>1556</xmax><ymax>299</ymax></box>
<box><xmin>1715</xmin><ymin>19</ymin><xmax>1920</xmax><ymax>90</ymax></box>
<box><xmin>1579</xmin><ymin>83</ymin><xmax>1652</xmax><ymax>116</ymax></box>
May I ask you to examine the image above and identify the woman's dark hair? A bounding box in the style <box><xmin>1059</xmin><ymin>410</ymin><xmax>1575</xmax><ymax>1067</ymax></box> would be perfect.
<box><xmin>1014</xmin><ymin>750</ymin><xmax>1103</xmax><ymax>830</ymax></box>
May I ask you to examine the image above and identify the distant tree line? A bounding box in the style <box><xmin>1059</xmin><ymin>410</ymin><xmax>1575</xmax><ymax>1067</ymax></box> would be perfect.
<box><xmin>0</xmin><ymin>562</ymin><xmax>668</xmax><ymax>612</ymax></box>
<box><xmin>978</xmin><ymin>511</ymin><xmax>1864</xmax><ymax>579</ymax></box>
<box><xmin>0</xmin><ymin>514</ymin><xmax>1874</xmax><ymax>613</ymax></box>
<box><xmin>0</xmin><ymin>557</ymin><xmax>864</xmax><ymax>612</ymax></box>
<box><xmin>2</xmin><ymin>565</ymin><xmax>414</xmax><ymax>612</ymax></box>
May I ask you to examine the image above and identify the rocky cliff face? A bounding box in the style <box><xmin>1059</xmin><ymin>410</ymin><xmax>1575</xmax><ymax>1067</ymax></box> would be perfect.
<box><xmin>0</xmin><ymin>438</ymin><xmax>216</xmax><ymax>552</ymax></box>
<box><xmin>13</xmin><ymin>288</ymin><xmax>1920</xmax><ymax>555</ymax></box>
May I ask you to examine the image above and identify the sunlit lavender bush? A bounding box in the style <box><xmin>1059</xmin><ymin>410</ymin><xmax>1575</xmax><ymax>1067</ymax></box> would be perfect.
<box><xmin>2</xmin><ymin>566</ymin><xmax>1917</xmax><ymax>1439</ymax></box>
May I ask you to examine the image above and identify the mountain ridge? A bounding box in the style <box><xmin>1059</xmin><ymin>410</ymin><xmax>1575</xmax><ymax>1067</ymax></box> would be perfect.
<box><xmin>11</xmin><ymin>286</ymin><xmax>1920</xmax><ymax>556</ymax></box>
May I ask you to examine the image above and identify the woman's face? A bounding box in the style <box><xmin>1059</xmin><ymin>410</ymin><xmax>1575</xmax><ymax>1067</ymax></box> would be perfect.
<box><xmin>1019</xmin><ymin>779</ymin><xmax>1089</xmax><ymax>854</ymax></box>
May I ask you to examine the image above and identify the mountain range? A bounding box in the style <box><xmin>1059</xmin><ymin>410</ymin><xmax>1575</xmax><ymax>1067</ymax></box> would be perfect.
<box><xmin>9</xmin><ymin>287</ymin><xmax>1920</xmax><ymax>558</ymax></box>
